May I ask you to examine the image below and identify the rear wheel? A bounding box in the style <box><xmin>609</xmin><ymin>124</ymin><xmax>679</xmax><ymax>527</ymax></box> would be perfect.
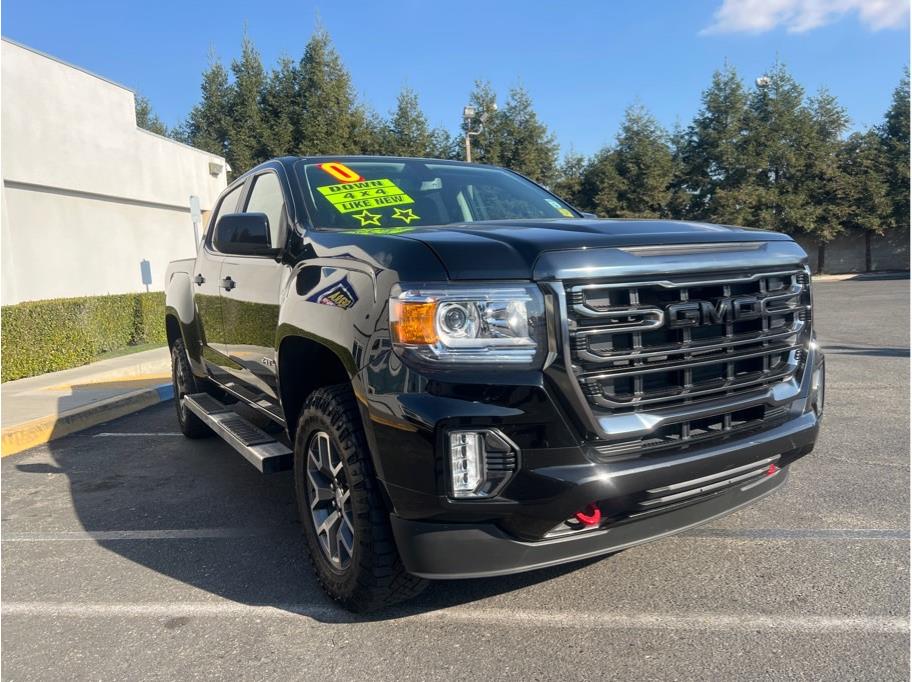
<box><xmin>171</xmin><ymin>339</ymin><xmax>211</xmax><ymax>439</ymax></box>
<box><xmin>294</xmin><ymin>384</ymin><xmax>427</xmax><ymax>612</ymax></box>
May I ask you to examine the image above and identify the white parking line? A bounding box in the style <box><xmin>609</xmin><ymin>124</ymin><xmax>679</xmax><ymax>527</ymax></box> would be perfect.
<box><xmin>1</xmin><ymin>602</ymin><xmax>907</xmax><ymax>633</ymax></box>
<box><xmin>2</xmin><ymin>528</ymin><xmax>906</xmax><ymax>542</ymax></box>
<box><xmin>679</xmin><ymin>528</ymin><xmax>909</xmax><ymax>541</ymax></box>
<box><xmin>1</xmin><ymin>528</ymin><xmax>291</xmax><ymax>541</ymax></box>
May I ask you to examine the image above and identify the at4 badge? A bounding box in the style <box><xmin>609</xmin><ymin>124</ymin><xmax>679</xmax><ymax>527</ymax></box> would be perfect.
<box><xmin>307</xmin><ymin>276</ymin><xmax>359</xmax><ymax>309</ymax></box>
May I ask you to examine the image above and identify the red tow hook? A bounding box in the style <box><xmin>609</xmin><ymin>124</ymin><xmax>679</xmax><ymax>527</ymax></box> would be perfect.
<box><xmin>767</xmin><ymin>463</ymin><xmax>780</xmax><ymax>476</ymax></box>
<box><xmin>574</xmin><ymin>503</ymin><xmax>602</xmax><ymax>527</ymax></box>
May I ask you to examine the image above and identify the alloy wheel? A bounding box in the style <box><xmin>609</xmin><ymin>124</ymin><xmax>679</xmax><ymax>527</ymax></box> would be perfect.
<box><xmin>305</xmin><ymin>431</ymin><xmax>355</xmax><ymax>570</ymax></box>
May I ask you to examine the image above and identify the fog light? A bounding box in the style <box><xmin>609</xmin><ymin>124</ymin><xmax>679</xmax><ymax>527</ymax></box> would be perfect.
<box><xmin>450</xmin><ymin>432</ymin><xmax>483</xmax><ymax>497</ymax></box>
<box><xmin>447</xmin><ymin>429</ymin><xmax>519</xmax><ymax>498</ymax></box>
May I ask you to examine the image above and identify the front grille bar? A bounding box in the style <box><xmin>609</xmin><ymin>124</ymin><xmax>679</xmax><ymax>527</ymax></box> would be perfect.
<box><xmin>583</xmin><ymin>361</ymin><xmax>799</xmax><ymax>409</ymax></box>
<box><xmin>580</xmin><ymin>343</ymin><xmax>802</xmax><ymax>381</ymax></box>
<box><xmin>575</xmin><ymin>321</ymin><xmax>804</xmax><ymax>364</ymax></box>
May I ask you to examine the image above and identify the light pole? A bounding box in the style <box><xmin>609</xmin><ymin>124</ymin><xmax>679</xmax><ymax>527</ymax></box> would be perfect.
<box><xmin>462</xmin><ymin>104</ymin><xmax>495</xmax><ymax>163</ymax></box>
<box><xmin>463</xmin><ymin>106</ymin><xmax>478</xmax><ymax>162</ymax></box>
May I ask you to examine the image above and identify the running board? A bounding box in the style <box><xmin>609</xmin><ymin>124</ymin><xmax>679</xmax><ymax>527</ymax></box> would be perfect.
<box><xmin>183</xmin><ymin>393</ymin><xmax>292</xmax><ymax>474</ymax></box>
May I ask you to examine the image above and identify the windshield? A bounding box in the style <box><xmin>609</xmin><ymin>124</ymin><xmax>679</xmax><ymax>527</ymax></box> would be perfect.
<box><xmin>296</xmin><ymin>159</ymin><xmax>578</xmax><ymax>231</ymax></box>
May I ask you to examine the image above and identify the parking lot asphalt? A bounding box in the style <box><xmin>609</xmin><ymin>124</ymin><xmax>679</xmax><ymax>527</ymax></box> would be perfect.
<box><xmin>2</xmin><ymin>279</ymin><xmax>909</xmax><ymax>681</ymax></box>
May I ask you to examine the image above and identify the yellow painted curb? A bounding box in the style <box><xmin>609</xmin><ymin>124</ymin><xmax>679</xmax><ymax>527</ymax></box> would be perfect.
<box><xmin>1</xmin><ymin>384</ymin><xmax>172</xmax><ymax>457</ymax></box>
<box><xmin>42</xmin><ymin>373</ymin><xmax>171</xmax><ymax>391</ymax></box>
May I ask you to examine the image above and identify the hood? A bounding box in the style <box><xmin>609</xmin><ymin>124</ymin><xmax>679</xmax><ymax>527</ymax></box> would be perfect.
<box><xmin>394</xmin><ymin>218</ymin><xmax>793</xmax><ymax>280</ymax></box>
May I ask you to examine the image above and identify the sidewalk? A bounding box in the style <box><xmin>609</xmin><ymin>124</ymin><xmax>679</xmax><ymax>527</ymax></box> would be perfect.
<box><xmin>1</xmin><ymin>347</ymin><xmax>173</xmax><ymax>456</ymax></box>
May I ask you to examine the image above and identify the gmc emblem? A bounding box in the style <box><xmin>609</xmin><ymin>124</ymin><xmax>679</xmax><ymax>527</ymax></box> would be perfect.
<box><xmin>666</xmin><ymin>296</ymin><xmax>763</xmax><ymax>328</ymax></box>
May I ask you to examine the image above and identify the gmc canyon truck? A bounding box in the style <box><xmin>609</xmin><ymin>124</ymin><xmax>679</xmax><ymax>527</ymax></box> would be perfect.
<box><xmin>165</xmin><ymin>156</ymin><xmax>824</xmax><ymax>611</ymax></box>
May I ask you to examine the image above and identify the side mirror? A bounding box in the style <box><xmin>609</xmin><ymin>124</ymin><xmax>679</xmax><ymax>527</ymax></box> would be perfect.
<box><xmin>213</xmin><ymin>213</ymin><xmax>280</xmax><ymax>257</ymax></box>
<box><xmin>579</xmin><ymin>211</ymin><xmax>598</xmax><ymax>219</ymax></box>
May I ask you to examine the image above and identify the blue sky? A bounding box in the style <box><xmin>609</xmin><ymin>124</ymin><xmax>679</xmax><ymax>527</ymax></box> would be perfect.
<box><xmin>2</xmin><ymin>0</ymin><xmax>909</xmax><ymax>157</ymax></box>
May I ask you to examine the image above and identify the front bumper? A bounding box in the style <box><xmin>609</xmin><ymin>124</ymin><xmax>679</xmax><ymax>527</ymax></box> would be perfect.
<box><xmin>393</xmin><ymin>464</ymin><xmax>788</xmax><ymax>579</ymax></box>
<box><xmin>389</xmin><ymin>409</ymin><xmax>817</xmax><ymax>579</ymax></box>
<box><xmin>362</xmin><ymin>317</ymin><xmax>823</xmax><ymax>579</ymax></box>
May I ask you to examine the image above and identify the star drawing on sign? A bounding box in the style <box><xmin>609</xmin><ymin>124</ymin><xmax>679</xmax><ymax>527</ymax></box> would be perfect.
<box><xmin>353</xmin><ymin>209</ymin><xmax>382</xmax><ymax>226</ymax></box>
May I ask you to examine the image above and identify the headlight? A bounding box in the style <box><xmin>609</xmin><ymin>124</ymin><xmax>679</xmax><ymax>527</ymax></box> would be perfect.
<box><xmin>389</xmin><ymin>284</ymin><xmax>546</xmax><ymax>368</ymax></box>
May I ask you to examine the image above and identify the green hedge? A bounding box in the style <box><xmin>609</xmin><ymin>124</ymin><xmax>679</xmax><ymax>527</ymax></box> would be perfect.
<box><xmin>2</xmin><ymin>292</ymin><xmax>167</xmax><ymax>382</ymax></box>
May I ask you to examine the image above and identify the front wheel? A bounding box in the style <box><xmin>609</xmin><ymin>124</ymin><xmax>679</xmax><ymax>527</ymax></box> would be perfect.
<box><xmin>170</xmin><ymin>339</ymin><xmax>211</xmax><ymax>439</ymax></box>
<box><xmin>294</xmin><ymin>384</ymin><xmax>427</xmax><ymax>612</ymax></box>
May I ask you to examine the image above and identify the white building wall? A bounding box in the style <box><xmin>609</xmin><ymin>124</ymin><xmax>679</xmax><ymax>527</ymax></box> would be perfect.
<box><xmin>1</xmin><ymin>39</ymin><xmax>228</xmax><ymax>304</ymax></box>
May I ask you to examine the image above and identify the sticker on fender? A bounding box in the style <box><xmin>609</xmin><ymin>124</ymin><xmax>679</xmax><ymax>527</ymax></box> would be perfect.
<box><xmin>318</xmin><ymin>179</ymin><xmax>414</xmax><ymax>214</ymax></box>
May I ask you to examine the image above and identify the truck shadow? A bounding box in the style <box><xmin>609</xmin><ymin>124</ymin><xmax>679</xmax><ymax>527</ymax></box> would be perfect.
<box><xmin>24</xmin><ymin>392</ymin><xmax>605</xmax><ymax>623</ymax></box>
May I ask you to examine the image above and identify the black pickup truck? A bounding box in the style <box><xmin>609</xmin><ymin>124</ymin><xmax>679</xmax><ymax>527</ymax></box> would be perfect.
<box><xmin>165</xmin><ymin>156</ymin><xmax>824</xmax><ymax>611</ymax></box>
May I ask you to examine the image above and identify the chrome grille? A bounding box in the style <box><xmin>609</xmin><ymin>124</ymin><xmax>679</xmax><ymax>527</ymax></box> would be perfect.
<box><xmin>565</xmin><ymin>269</ymin><xmax>811</xmax><ymax>417</ymax></box>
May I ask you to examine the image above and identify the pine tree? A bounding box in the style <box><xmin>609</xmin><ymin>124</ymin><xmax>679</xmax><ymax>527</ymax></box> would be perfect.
<box><xmin>495</xmin><ymin>86</ymin><xmax>559</xmax><ymax>185</ymax></box>
<box><xmin>553</xmin><ymin>150</ymin><xmax>587</xmax><ymax>208</ymax></box>
<box><xmin>351</xmin><ymin>107</ymin><xmax>386</xmax><ymax>155</ymax></box>
<box><xmin>667</xmin><ymin>122</ymin><xmax>692</xmax><ymax>219</ymax></box>
<box><xmin>261</xmin><ymin>55</ymin><xmax>298</xmax><ymax>157</ymax></box>
<box><xmin>184</xmin><ymin>51</ymin><xmax>232</xmax><ymax>158</ymax></box>
<box><xmin>840</xmin><ymin>131</ymin><xmax>891</xmax><ymax>235</ymax></box>
<box><xmin>227</xmin><ymin>33</ymin><xmax>268</xmax><ymax>175</ymax></box>
<box><xmin>742</xmin><ymin>63</ymin><xmax>819</xmax><ymax>236</ymax></box>
<box><xmin>880</xmin><ymin>69</ymin><xmax>910</xmax><ymax>232</ymax></box>
<box><xmin>134</xmin><ymin>95</ymin><xmax>168</xmax><ymax>136</ymax></box>
<box><xmin>804</xmin><ymin>89</ymin><xmax>851</xmax><ymax>242</ymax></box>
<box><xmin>296</xmin><ymin>28</ymin><xmax>361</xmax><ymax>155</ymax></box>
<box><xmin>384</xmin><ymin>87</ymin><xmax>433</xmax><ymax>156</ymax></box>
<box><xmin>579</xmin><ymin>148</ymin><xmax>624</xmax><ymax>216</ymax></box>
<box><xmin>612</xmin><ymin>104</ymin><xmax>674</xmax><ymax>218</ymax></box>
<box><xmin>678</xmin><ymin>65</ymin><xmax>751</xmax><ymax>223</ymax></box>
<box><xmin>428</xmin><ymin>127</ymin><xmax>459</xmax><ymax>159</ymax></box>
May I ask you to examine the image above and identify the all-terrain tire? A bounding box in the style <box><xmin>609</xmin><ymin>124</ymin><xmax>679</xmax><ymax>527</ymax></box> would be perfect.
<box><xmin>171</xmin><ymin>338</ymin><xmax>212</xmax><ymax>439</ymax></box>
<box><xmin>295</xmin><ymin>384</ymin><xmax>427</xmax><ymax>612</ymax></box>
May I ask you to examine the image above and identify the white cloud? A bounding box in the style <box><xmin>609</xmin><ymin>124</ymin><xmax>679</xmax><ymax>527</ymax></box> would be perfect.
<box><xmin>702</xmin><ymin>0</ymin><xmax>910</xmax><ymax>34</ymax></box>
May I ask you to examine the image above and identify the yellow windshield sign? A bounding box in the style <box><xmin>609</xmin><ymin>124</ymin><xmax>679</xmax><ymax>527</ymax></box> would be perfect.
<box><xmin>318</xmin><ymin>179</ymin><xmax>414</xmax><ymax>214</ymax></box>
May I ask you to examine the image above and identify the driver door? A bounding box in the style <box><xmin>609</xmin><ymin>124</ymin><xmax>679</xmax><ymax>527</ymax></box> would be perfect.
<box><xmin>193</xmin><ymin>181</ymin><xmax>245</xmax><ymax>378</ymax></box>
<box><xmin>219</xmin><ymin>169</ymin><xmax>290</xmax><ymax>416</ymax></box>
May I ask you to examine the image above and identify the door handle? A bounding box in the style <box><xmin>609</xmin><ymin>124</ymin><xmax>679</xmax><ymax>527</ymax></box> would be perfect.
<box><xmin>220</xmin><ymin>276</ymin><xmax>236</xmax><ymax>291</ymax></box>
<box><xmin>193</xmin><ymin>274</ymin><xmax>205</xmax><ymax>286</ymax></box>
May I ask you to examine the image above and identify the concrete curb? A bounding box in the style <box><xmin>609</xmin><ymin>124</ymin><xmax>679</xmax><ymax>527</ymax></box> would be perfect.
<box><xmin>1</xmin><ymin>383</ymin><xmax>173</xmax><ymax>457</ymax></box>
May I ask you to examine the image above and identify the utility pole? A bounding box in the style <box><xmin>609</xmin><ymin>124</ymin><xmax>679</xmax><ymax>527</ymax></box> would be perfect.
<box><xmin>463</xmin><ymin>105</ymin><xmax>476</xmax><ymax>162</ymax></box>
<box><xmin>462</xmin><ymin>103</ymin><xmax>495</xmax><ymax>163</ymax></box>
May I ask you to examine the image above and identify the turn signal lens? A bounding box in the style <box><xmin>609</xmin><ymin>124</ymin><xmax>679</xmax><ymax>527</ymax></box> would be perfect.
<box><xmin>390</xmin><ymin>300</ymin><xmax>438</xmax><ymax>345</ymax></box>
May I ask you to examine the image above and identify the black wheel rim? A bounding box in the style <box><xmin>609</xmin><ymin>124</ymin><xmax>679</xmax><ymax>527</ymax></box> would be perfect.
<box><xmin>305</xmin><ymin>431</ymin><xmax>354</xmax><ymax>570</ymax></box>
